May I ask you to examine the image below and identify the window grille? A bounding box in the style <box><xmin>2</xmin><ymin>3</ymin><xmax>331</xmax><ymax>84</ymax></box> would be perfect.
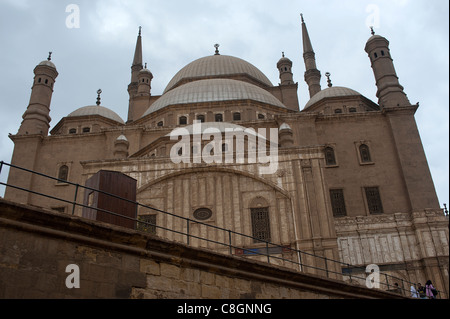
<box><xmin>325</xmin><ymin>147</ymin><xmax>337</xmax><ymax>166</ymax></box>
<box><xmin>137</xmin><ymin>215</ymin><xmax>157</xmax><ymax>235</ymax></box>
<box><xmin>251</xmin><ymin>208</ymin><xmax>271</xmax><ymax>243</ymax></box>
<box><xmin>365</xmin><ymin>187</ymin><xmax>384</xmax><ymax>215</ymax></box>
<box><xmin>330</xmin><ymin>189</ymin><xmax>347</xmax><ymax>217</ymax></box>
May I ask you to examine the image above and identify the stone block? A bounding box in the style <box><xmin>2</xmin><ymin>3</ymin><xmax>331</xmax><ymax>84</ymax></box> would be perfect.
<box><xmin>140</xmin><ymin>259</ymin><xmax>160</xmax><ymax>275</ymax></box>
<box><xmin>160</xmin><ymin>263</ymin><xmax>181</xmax><ymax>279</ymax></box>
<box><xmin>201</xmin><ymin>284</ymin><xmax>221</xmax><ymax>299</ymax></box>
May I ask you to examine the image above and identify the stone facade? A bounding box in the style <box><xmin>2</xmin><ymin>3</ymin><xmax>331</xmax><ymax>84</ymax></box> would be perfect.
<box><xmin>4</xmin><ymin>16</ymin><xmax>449</xmax><ymax>298</ymax></box>
<box><xmin>0</xmin><ymin>199</ymin><xmax>405</xmax><ymax>299</ymax></box>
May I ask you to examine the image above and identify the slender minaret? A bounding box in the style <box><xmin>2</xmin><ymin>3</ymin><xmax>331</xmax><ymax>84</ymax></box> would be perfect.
<box><xmin>18</xmin><ymin>52</ymin><xmax>58</xmax><ymax>136</ymax></box>
<box><xmin>365</xmin><ymin>27</ymin><xmax>411</xmax><ymax>108</ymax></box>
<box><xmin>301</xmin><ymin>14</ymin><xmax>321</xmax><ymax>98</ymax></box>
<box><xmin>127</xmin><ymin>27</ymin><xmax>144</xmax><ymax>122</ymax></box>
<box><xmin>364</xmin><ymin>29</ymin><xmax>439</xmax><ymax>213</ymax></box>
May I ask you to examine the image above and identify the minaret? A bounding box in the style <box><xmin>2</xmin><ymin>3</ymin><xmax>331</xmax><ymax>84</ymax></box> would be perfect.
<box><xmin>364</xmin><ymin>28</ymin><xmax>439</xmax><ymax>213</ymax></box>
<box><xmin>277</xmin><ymin>52</ymin><xmax>294</xmax><ymax>85</ymax></box>
<box><xmin>127</xmin><ymin>27</ymin><xmax>144</xmax><ymax>122</ymax></box>
<box><xmin>365</xmin><ymin>28</ymin><xmax>410</xmax><ymax>108</ymax></box>
<box><xmin>301</xmin><ymin>14</ymin><xmax>321</xmax><ymax>98</ymax></box>
<box><xmin>18</xmin><ymin>52</ymin><xmax>58</xmax><ymax>136</ymax></box>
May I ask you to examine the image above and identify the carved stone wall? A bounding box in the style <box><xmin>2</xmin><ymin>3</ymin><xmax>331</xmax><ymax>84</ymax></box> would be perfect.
<box><xmin>335</xmin><ymin>210</ymin><xmax>449</xmax><ymax>295</ymax></box>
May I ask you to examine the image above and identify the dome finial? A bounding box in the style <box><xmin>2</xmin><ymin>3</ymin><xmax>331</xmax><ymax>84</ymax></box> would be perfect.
<box><xmin>325</xmin><ymin>72</ymin><xmax>333</xmax><ymax>88</ymax></box>
<box><xmin>282</xmin><ymin>52</ymin><xmax>285</xmax><ymax>58</ymax></box>
<box><xmin>300</xmin><ymin>13</ymin><xmax>304</xmax><ymax>23</ymax></box>
<box><xmin>138</xmin><ymin>26</ymin><xmax>142</xmax><ymax>36</ymax></box>
<box><xmin>96</xmin><ymin>89</ymin><xmax>102</xmax><ymax>106</ymax></box>
<box><xmin>370</xmin><ymin>26</ymin><xmax>375</xmax><ymax>36</ymax></box>
<box><xmin>214</xmin><ymin>44</ymin><xmax>220</xmax><ymax>55</ymax></box>
<box><xmin>47</xmin><ymin>52</ymin><xmax>52</xmax><ymax>61</ymax></box>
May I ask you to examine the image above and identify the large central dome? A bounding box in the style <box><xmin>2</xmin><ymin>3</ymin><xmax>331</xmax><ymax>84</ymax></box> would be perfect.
<box><xmin>144</xmin><ymin>78</ymin><xmax>286</xmax><ymax>116</ymax></box>
<box><xmin>164</xmin><ymin>55</ymin><xmax>273</xmax><ymax>93</ymax></box>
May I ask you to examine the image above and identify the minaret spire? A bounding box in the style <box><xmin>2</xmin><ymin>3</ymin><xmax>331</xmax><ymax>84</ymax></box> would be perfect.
<box><xmin>301</xmin><ymin>14</ymin><xmax>322</xmax><ymax>98</ymax></box>
<box><xmin>131</xmin><ymin>26</ymin><xmax>143</xmax><ymax>83</ymax></box>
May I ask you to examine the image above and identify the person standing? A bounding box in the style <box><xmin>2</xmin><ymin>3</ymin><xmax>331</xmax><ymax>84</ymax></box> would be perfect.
<box><xmin>410</xmin><ymin>285</ymin><xmax>419</xmax><ymax>298</ymax></box>
<box><xmin>425</xmin><ymin>280</ymin><xmax>437</xmax><ymax>299</ymax></box>
<box><xmin>417</xmin><ymin>283</ymin><xmax>427</xmax><ymax>299</ymax></box>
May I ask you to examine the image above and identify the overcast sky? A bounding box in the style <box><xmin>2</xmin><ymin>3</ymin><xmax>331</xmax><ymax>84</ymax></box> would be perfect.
<box><xmin>0</xmin><ymin>0</ymin><xmax>448</xmax><ymax>207</ymax></box>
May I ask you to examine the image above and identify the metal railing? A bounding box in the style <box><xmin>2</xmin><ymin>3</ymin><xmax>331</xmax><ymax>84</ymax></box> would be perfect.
<box><xmin>0</xmin><ymin>161</ymin><xmax>447</xmax><ymax>299</ymax></box>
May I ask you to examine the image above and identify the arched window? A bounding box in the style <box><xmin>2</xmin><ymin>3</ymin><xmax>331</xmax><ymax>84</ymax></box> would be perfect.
<box><xmin>157</xmin><ymin>121</ymin><xmax>164</xmax><ymax>127</ymax></box>
<box><xmin>233</xmin><ymin>112</ymin><xmax>241</xmax><ymax>121</ymax></box>
<box><xmin>258</xmin><ymin>114</ymin><xmax>265</xmax><ymax>120</ymax></box>
<box><xmin>69</xmin><ymin>128</ymin><xmax>76</xmax><ymax>134</ymax></box>
<box><xmin>359</xmin><ymin>144</ymin><xmax>372</xmax><ymax>163</ymax></box>
<box><xmin>251</xmin><ymin>207</ymin><xmax>271</xmax><ymax>243</ymax></box>
<box><xmin>197</xmin><ymin>115</ymin><xmax>205</xmax><ymax>123</ymax></box>
<box><xmin>250</xmin><ymin>197</ymin><xmax>271</xmax><ymax>243</ymax></box>
<box><xmin>215</xmin><ymin>114</ymin><xmax>223</xmax><ymax>122</ymax></box>
<box><xmin>325</xmin><ymin>147</ymin><xmax>337</xmax><ymax>166</ymax></box>
<box><xmin>58</xmin><ymin>165</ymin><xmax>69</xmax><ymax>183</ymax></box>
<box><xmin>179</xmin><ymin>116</ymin><xmax>187</xmax><ymax>125</ymax></box>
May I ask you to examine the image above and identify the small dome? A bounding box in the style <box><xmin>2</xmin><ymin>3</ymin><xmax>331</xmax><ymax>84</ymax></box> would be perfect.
<box><xmin>279</xmin><ymin>123</ymin><xmax>292</xmax><ymax>131</ymax></box>
<box><xmin>68</xmin><ymin>105</ymin><xmax>124</xmax><ymax>124</ymax></box>
<box><xmin>304</xmin><ymin>86</ymin><xmax>361</xmax><ymax>109</ymax></box>
<box><xmin>164</xmin><ymin>55</ymin><xmax>273</xmax><ymax>93</ymax></box>
<box><xmin>139</xmin><ymin>68</ymin><xmax>153</xmax><ymax>75</ymax></box>
<box><xmin>277</xmin><ymin>54</ymin><xmax>292</xmax><ymax>67</ymax></box>
<box><xmin>143</xmin><ymin>78</ymin><xmax>286</xmax><ymax>116</ymax></box>
<box><xmin>38</xmin><ymin>60</ymin><xmax>57</xmax><ymax>69</ymax></box>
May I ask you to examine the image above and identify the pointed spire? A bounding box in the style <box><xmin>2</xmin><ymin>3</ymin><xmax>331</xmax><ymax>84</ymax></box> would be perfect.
<box><xmin>132</xmin><ymin>26</ymin><xmax>143</xmax><ymax>68</ymax></box>
<box><xmin>301</xmin><ymin>14</ymin><xmax>314</xmax><ymax>54</ymax></box>
<box><xmin>301</xmin><ymin>14</ymin><xmax>322</xmax><ymax>98</ymax></box>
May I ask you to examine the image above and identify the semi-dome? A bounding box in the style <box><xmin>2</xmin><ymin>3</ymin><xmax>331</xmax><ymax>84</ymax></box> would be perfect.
<box><xmin>68</xmin><ymin>105</ymin><xmax>125</xmax><ymax>124</ymax></box>
<box><xmin>304</xmin><ymin>86</ymin><xmax>361</xmax><ymax>109</ymax></box>
<box><xmin>164</xmin><ymin>55</ymin><xmax>273</xmax><ymax>93</ymax></box>
<box><xmin>143</xmin><ymin>78</ymin><xmax>286</xmax><ymax>117</ymax></box>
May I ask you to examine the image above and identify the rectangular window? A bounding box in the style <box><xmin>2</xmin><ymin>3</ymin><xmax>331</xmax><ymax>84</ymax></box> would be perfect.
<box><xmin>251</xmin><ymin>208</ymin><xmax>271</xmax><ymax>243</ymax></box>
<box><xmin>137</xmin><ymin>215</ymin><xmax>157</xmax><ymax>235</ymax></box>
<box><xmin>365</xmin><ymin>187</ymin><xmax>384</xmax><ymax>215</ymax></box>
<box><xmin>330</xmin><ymin>189</ymin><xmax>347</xmax><ymax>217</ymax></box>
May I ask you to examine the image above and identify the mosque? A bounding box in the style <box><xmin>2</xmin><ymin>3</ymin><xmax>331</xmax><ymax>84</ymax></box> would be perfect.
<box><xmin>4</xmin><ymin>16</ymin><xmax>448</xmax><ymax>294</ymax></box>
